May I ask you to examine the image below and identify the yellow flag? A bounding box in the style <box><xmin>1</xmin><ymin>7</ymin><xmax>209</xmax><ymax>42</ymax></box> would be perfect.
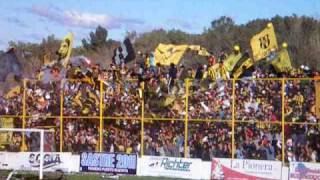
<box><xmin>154</xmin><ymin>44</ymin><xmax>189</xmax><ymax>66</ymax></box>
<box><xmin>188</xmin><ymin>45</ymin><xmax>201</xmax><ymax>51</ymax></box>
<box><xmin>315</xmin><ymin>80</ymin><xmax>320</xmax><ymax>119</ymax></box>
<box><xmin>197</xmin><ymin>47</ymin><xmax>211</xmax><ymax>56</ymax></box>
<box><xmin>58</xmin><ymin>33</ymin><xmax>74</xmax><ymax>67</ymax></box>
<box><xmin>250</xmin><ymin>23</ymin><xmax>278</xmax><ymax>61</ymax></box>
<box><xmin>223</xmin><ymin>53</ymin><xmax>242</xmax><ymax>72</ymax></box>
<box><xmin>208</xmin><ymin>64</ymin><xmax>219</xmax><ymax>80</ymax></box>
<box><xmin>154</xmin><ymin>44</ymin><xmax>211</xmax><ymax>66</ymax></box>
<box><xmin>188</xmin><ymin>45</ymin><xmax>210</xmax><ymax>56</ymax></box>
<box><xmin>233</xmin><ymin>58</ymin><xmax>254</xmax><ymax>78</ymax></box>
<box><xmin>271</xmin><ymin>49</ymin><xmax>292</xmax><ymax>72</ymax></box>
<box><xmin>163</xmin><ymin>96</ymin><xmax>176</xmax><ymax>107</ymax></box>
<box><xmin>208</xmin><ymin>64</ymin><xmax>230</xmax><ymax>80</ymax></box>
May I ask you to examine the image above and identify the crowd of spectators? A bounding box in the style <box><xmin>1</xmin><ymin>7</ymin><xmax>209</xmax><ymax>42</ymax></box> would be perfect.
<box><xmin>284</xmin><ymin>79</ymin><xmax>320</xmax><ymax>162</ymax></box>
<box><xmin>0</xmin><ymin>92</ymin><xmax>22</xmax><ymax>115</ymax></box>
<box><xmin>25</xmin><ymin>81</ymin><xmax>61</xmax><ymax>116</ymax></box>
<box><xmin>63</xmin><ymin>118</ymin><xmax>99</xmax><ymax>152</ymax></box>
<box><xmin>103</xmin><ymin>80</ymin><xmax>141</xmax><ymax>118</ymax></box>
<box><xmin>189</xmin><ymin>80</ymin><xmax>232</xmax><ymax>120</ymax></box>
<box><xmin>188</xmin><ymin>122</ymin><xmax>232</xmax><ymax>160</ymax></box>
<box><xmin>63</xmin><ymin>80</ymin><xmax>99</xmax><ymax>116</ymax></box>
<box><xmin>235</xmin><ymin>80</ymin><xmax>282</xmax><ymax>122</ymax></box>
<box><xmin>144</xmin><ymin>120</ymin><xmax>184</xmax><ymax>157</ymax></box>
<box><xmin>103</xmin><ymin>120</ymin><xmax>141</xmax><ymax>154</ymax></box>
<box><xmin>234</xmin><ymin>123</ymin><xmax>282</xmax><ymax>161</ymax></box>
<box><xmin>0</xmin><ymin>50</ymin><xmax>319</xmax><ymax>164</ymax></box>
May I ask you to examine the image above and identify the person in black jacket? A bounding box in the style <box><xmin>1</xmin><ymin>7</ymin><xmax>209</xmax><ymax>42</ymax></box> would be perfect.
<box><xmin>168</xmin><ymin>63</ymin><xmax>177</xmax><ymax>93</ymax></box>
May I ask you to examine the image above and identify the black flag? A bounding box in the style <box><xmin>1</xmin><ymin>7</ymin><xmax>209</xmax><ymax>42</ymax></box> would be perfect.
<box><xmin>112</xmin><ymin>38</ymin><xmax>135</xmax><ymax>65</ymax></box>
<box><xmin>0</xmin><ymin>48</ymin><xmax>22</xmax><ymax>82</ymax></box>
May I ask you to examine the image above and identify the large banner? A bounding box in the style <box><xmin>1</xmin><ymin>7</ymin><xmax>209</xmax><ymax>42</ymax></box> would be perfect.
<box><xmin>80</xmin><ymin>152</ymin><xmax>137</xmax><ymax>175</ymax></box>
<box><xmin>154</xmin><ymin>44</ymin><xmax>189</xmax><ymax>66</ymax></box>
<box><xmin>0</xmin><ymin>152</ymin><xmax>79</xmax><ymax>172</ymax></box>
<box><xmin>154</xmin><ymin>44</ymin><xmax>211</xmax><ymax>66</ymax></box>
<box><xmin>250</xmin><ymin>23</ymin><xmax>278</xmax><ymax>61</ymax></box>
<box><xmin>139</xmin><ymin>156</ymin><xmax>202</xmax><ymax>179</ymax></box>
<box><xmin>289</xmin><ymin>162</ymin><xmax>320</xmax><ymax>180</ymax></box>
<box><xmin>211</xmin><ymin>158</ymin><xmax>282</xmax><ymax>180</ymax></box>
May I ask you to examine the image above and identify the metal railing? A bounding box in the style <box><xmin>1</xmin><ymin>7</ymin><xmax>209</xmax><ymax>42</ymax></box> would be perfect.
<box><xmin>0</xmin><ymin>77</ymin><xmax>319</xmax><ymax>164</ymax></box>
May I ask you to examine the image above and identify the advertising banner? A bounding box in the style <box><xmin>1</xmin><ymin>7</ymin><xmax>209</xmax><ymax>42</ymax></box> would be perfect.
<box><xmin>139</xmin><ymin>156</ymin><xmax>202</xmax><ymax>179</ymax></box>
<box><xmin>289</xmin><ymin>162</ymin><xmax>320</xmax><ymax>180</ymax></box>
<box><xmin>0</xmin><ymin>152</ymin><xmax>6</xmax><ymax>168</ymax></box>
<box><xmin>0</xmin><ymin>152</ymin><xmax>78</xmax><ymax>172</ymax></box>
<box><xmin>211</xmin><ymin>158</ymin><xmax>282</xmax><ymax>180</ymax></box>
<box><xmin>80</xmin><ymin>152</ymin><xmax>137</xmax><ymax>175</ymax></box>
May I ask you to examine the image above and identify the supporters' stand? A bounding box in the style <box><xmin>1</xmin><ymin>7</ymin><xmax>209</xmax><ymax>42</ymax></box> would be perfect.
<box><xmin>0</xmin><ymin>61</ymin><xmax>319</xmax><ymax>166</ymax></box>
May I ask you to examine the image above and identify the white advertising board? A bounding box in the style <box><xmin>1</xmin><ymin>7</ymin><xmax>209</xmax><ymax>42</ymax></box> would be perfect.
<box><xmin>289</xmin><ymin>162</ymin><xmax>320</xmax><ymax>180</ymax></box>
<box><xmin>0</xmin><ymin>152</ymin><xmax>7</xmax><ymax>169</ymax></box>
<box><xmin>211</xmin><ymin>158</ymin><xmax>282</xmax><ymax>180</ymax></box>
<box><xmin>0</xmin><ymin>152</ymin><xmax>79</xmax><ymax>172</ymax></box>
<box><xmin>139</xmin><ymin>156</ymin><xmax>203</xmax><ymax>179</ymax></box>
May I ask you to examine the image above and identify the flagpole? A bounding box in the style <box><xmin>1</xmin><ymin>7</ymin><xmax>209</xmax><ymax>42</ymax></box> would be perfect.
<box><xmin>184</xmin><ymin>79</ymin><xmax>189</xmax><ymax>158</ymax></box>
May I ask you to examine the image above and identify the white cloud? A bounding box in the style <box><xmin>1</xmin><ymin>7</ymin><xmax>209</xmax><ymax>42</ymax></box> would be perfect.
<box><xmin>28</xmin><ymin>5</ymin><xmax>144</xmax><ymax>29</ymax></box>
<box><xmin>63</xmin><ymin>11</ymin><xmax>114</xmax><ymax>28</ymax></box>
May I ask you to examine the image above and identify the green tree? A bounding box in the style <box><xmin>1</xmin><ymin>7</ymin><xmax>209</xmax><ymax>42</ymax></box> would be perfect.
<box><xmin>82</xmin><ymin>25</ymin><xmax>108</xmax><ymax>50</ymax></box>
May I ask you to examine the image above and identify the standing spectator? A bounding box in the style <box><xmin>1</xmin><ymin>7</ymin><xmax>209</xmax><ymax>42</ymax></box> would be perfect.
<box><xmin>168</xmin><ymin>63</ymin><xmax>177</xmax><ymax>93</ymax></box>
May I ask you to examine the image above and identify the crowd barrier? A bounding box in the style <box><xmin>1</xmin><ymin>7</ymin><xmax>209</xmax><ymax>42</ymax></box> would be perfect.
<box><xmin>1</xmin><ymin>152</ymin><xmax>320</xmax><ymax>179</ymax></box>
<box><xmin>0</xmin><ymin>77</ymin><xmax>320</xmax><ymax>164</ymax></box>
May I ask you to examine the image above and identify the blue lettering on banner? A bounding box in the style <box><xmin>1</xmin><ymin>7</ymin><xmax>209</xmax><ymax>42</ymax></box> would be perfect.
<box><xmin>29</xmin><ymin>153</ymin><xmax>62</xmax><ymax>169</ymax></box>
<box><xmin>80</xmin><ymin>152</ymin><xmax>137</xmax><ymax>175</ymax></box>
<box><xmin>148</xmin><ymin>157</ymin><xmax>192</xmax><ymax>172</ymax></box>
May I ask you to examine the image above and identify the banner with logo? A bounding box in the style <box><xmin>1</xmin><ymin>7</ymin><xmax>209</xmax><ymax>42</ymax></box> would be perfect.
<box><xmin>0</xmin><ymin>152</ymin><xmax>79</xmax><ymax>172</ymax></box>
<box><xmin>289</xmin><ymin>162</ymin><xmax>320</xmax><ymax>180</ymax></box>
<box><xmin>80</xmin><ymin>152</ymin><xmax>137</xmax><ymax>175</ymax></box>
<box><xmin>211</xmin><ymin>158</ymin><xmax>282</xmax><ymax>180</ymax></box>
<box><xmin>250</xmin><ymin>23</ymin><xmax>278</xmax><ymax>61</ymax></box>
<box><xmin>139</xmin><ymin>156</ymin><xmax>202</xmax><ymax>179</ymax></box>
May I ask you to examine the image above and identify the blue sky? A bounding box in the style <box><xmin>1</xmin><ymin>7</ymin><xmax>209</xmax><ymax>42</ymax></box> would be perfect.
<box><xmin>0</xmin><ymin>0</ymin><xmax>319</xmax><ymax>50</ymax></box>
